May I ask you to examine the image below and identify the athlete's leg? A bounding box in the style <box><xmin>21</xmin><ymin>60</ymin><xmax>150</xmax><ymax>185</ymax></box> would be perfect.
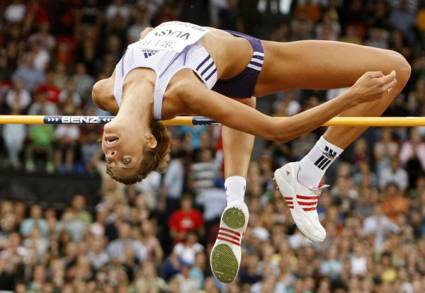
<box><xmin>210</xmin><ymin>97</ymin><xmax>255</xmax><ymax>284</ymax></box>
<box><xmin>257</xmin><ymin>40</ymin><xmax>411</xmax><ymax>148</ymax></box>
<box><xmin>222</xmin><ymin>98</ymin><xmax>256</xmax><ymax>178</ymax></box>
<box><xmin>258</xmin><ymin>40</ymin><xmax>410</xmax><ymax>242</ymax></box>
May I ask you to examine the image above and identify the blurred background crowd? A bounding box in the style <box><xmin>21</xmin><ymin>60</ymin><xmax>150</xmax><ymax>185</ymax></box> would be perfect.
<box><xmin>1</xmin><ymin>0</ymin><xmax>425</xmax><ymax>292</ymax></box>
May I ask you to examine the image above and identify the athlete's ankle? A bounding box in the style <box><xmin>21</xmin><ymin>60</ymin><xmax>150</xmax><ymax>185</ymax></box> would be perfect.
<box><xmin>298</xmin><ymin>136</ymin><xmax>343</xmax><ymax>189</ymax></box>
<box><xmin>225</xmin><ymin>176</ymin><xmax>246</xmax><ymax>205</ymax></box>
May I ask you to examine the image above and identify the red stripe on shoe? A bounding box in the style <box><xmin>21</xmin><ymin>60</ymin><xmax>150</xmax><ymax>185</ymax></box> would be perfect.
<box><xmin>296</xmin><ymin>195</ymin><xmax>320</xmax><ymax>200</ymax></box>
<box><xmin>303</xmin><ymin>207</ymin><xmax>316</xmax><ymax>211</ymax></box>
<box><xmin>217</xmin><ymin>236</ymin><xmax>240</xmax><ymax>246</ymax></box>
<box><xmin>219</xmin><ymin>227</ymin><xmax>241</xmax><ymax>236</ymax></box>
<box><xmin>297</xmin><ymin>200</ymin><xmax>318</xmax><ymax>206</ymax></box>
<box><xmin>218</xmin><ymin>232</ymin><xmax>240</xmax><ymax>242</ymax></box>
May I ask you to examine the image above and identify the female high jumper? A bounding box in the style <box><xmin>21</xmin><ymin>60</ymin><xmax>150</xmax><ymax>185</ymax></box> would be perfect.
<box><xmin>91</xmin><ymin>21</ymin><xmax>410</xmax><ymax>283</ymax></box>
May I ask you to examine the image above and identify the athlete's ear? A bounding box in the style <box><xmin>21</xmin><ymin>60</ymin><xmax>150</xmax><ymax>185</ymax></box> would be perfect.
<box><xmin>144</xmin><ymin>132</ymin><xmax>157</xmax><ymax>149</ymax></box>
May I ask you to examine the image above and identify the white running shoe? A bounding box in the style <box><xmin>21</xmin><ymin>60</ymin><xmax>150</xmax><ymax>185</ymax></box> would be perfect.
<box><xmin>274</xmin><ymin>162</ymin><xmax>327</xmax><ymax>242</ymax></box>
<box><xmin>210</xmin><ymin>201</ymin><xmax>249</xmax><ymax>283</ymax></box>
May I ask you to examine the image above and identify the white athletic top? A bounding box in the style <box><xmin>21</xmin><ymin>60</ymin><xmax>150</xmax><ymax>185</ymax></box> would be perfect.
<box><xmin>113</xmin><ymin>21</ymin><xmax>218</xmax><ymax>120</ymax></box>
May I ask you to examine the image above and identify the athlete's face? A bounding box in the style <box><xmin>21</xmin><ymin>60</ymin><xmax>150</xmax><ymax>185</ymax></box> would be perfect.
<box><xmin>101</xmin><ymin>119</ymin><xmax>146</xmax><ymax>178</ymax></box>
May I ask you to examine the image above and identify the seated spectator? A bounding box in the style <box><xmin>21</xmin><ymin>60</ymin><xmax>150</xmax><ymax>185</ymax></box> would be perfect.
<box><xmin>374</xmin><ymin>129</ymin><xmax>399</xmax><ymax>176</ymax></box>
<box><xmin>79</xmin><ymin>107</ymin><xmax>100</xmax><ymax>171</ymax></box>
<box><xmin>173</xmin><ymin>232</ymin><xmax>204</xmax><ymax>266</ymax></box>
<box><xmin>127</xmin><ymin>5</ymin><xmax>150</xmax><ymax>43</ymax></box>
<box><xmin>168</xmin><ymin>196</ymin><xmax>204</xmax><ymax>243</ymax></box>
<box><xmin>72</xmin><ymin>63</ymin><xmax>94</xmax><ymax>99</ymax></box>
<box><xmin>2</xmin><ymin>124</ymin><xmax>26</xmax><ymax>169</ymax></box>
<box><xmin>28</xmin><ymin>90</ymin><xmax>58</xmax><ymax>116</ymax></box>
<box><xmin>4</xmin><ymin>0</ymin><xmax>26</xmax><ymax>24</ymax></box>
<box><xmin>174</xmin><ymin>264</ymin><xmax>199</xmax><ymax>293</ymax></box>
<box><xmin>23</xmin><ymin>227</ymin><xmax>49</xmax><ymax>261</ymax></box>
<box><xmin>107</xmin><ymin>222</ymin><xmax>147</xmax><ymax>264</ymax></box>
<box><xmin>399</xmin><ymin>128</ymin><xmax>425</xmax><ymax>186</ymax></box>
<box><xmin>320</xmin><ymin>246</ymin><xmax>343</xmax><ymax>280</ymax></box>
<box><xmin>53</xmin><ymin>124</ymin><xmax>80</xmax><ymax>173</ymax></box>
<box><xmin>35</xmin><ymin>71</ymin><xmax>61</xmax><ymax>104</ymax></box>
<box><xmin>59</xmin><ymin>208</ymin><xmax>87</xmax><ymax>243</ymax></box>
<box><xmin>86</xmin><ymin>233</ymin><xmax>109</xmax><ymax>271</ymax></box>
<box><xmin>140</xmin><ymin>220</ymin><xmax>163</xmax><ymax>265</ymax></box>
<box><xmin>381</xmin><ymin>182</ymin><xmax>409</xmax><ymax>222</ymax></box>
<box><xmin>190</xmin><ymin>147</ymin><xmax>218</xmax><ymax>194</ymax></box>
<box><xmin>190</xmin><ymin>252</ymin><xmax>206</xmax><ymax>290</ymax></box>
<box><xmin>25</xmin><ymin>124</ymin><xmax>55</xmax><ymax>173</ymax></box>
<box><xmin>132</xmin><ymin>261</ymin><xmax>167</xmax><ymax>292</ymax></box>
<box><xmin>28</xmin><ymin>21</ymin><xmax>56</xmax><ymax>51</ymax></box>
<box><xmin>52</xmin><ymin>62</ymin><xmax>68</xmax><ymax>89</ymax></box>
<box><xmin>12</xmin><ymin>54</ymin><xmax>45</xmax><ymax>92</ymax></box>
<box><xmin>69</xmin><ymin>194</ymin><xmax>92</xmax><ymax>225</ymax></box>
<box><xmin>5</xmin><ymin>78</ymin><xmax>31</xmax><ymax>112</ymax></box>
<box><xmin>20</xmin><ymin>204</ymin><xmax>48</xmax><ymax>238</ymax></box>
<box><xmin>161</xmin><ymin>138</ymin><xmax>185</xmax><ymax>216</ymax></box>
<box><xmin>379</xmin><ymin>157</ymin><xmax>409</xmax><ymax>191</ymax></box>
<box><xmin>58</xmin><ymin>79</ymin><xmax>82</xmax><ymax>108</ymax></box>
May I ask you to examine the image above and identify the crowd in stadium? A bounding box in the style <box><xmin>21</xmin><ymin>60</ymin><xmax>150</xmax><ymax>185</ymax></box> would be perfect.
<box><xmin>1</xmin><ymin>0</ymin><xmax>425</xmax><ymax>292</ymax></box>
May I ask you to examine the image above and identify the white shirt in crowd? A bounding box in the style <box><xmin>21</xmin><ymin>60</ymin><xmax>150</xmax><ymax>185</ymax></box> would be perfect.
<box><xmin>6</xmin><ymin>89</ymin><xmax>31</xmax><ymax>110</ymax></box>
<box><xmin>107</xmin><ymin>239</ymin><xmax>147</xmax><ymax>263</ymax></box>
<box><xmin>379</xmin><ymin>167</ymin><xmax>408</xmax><ymax>190</ymax></box>
<box><xmin>55</xmin><ymin>125</ymin><xmax>80</xmax><ymax>141</ymax></box>
<box><xmin>196</xmin><ymin>188</ymin><xmax>226</xmax><ymax>222</ymax></box>
<box><xmin>173</xmin><ymin>242</ymin><xmax>204</xmax><ymax>266</ymax></box>
<box><xmin>164</xmin><ymin>159</ymin><xmax>184</xmax><ymax>199</ymax></box>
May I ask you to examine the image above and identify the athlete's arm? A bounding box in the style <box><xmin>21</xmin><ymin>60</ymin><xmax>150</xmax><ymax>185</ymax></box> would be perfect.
<box><xmin>181</xmin><ymin>71</ymin><xmax>397</xmax><ymax>142</ymax></box>
<box><xmin>92</xmin><ymin>70</ymin><xmax>119</xmax><ymax>114</ymax></box>
<box><xmin>139</xmin><ymin>27</ymin><xmax>153</xmax><ymax>39</ymax></box>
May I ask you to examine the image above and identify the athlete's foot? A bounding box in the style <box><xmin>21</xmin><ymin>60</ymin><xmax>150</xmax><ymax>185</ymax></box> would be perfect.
<box><xmin>210</xmin><ymin>201</ymin><xmax>249</xmax><ymax>283</ymax></box>
<box><xmin>274</xmin><ymin>162</ymin><xmax>326</xmax><ymax>242</ymax></box>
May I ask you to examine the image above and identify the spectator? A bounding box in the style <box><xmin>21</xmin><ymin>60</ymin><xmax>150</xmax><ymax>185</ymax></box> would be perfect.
<box><xmin>132</xmin><ymin>261</ymin><xmax>167</xmax><ymax>292</ymax></box>
<box><xmin>25</xmin><ymin>124</ymin><xmax>55</xmax><ymax>173</ymax></box>
<box><xmin>107</xmin><ymin>222</ymin><xmax>147</xmax><ymax>264</ymax></box>
<box><xmin>35</xmin><ymin>71</ymin><xmax>61</xmax><ymax>104</ymax></box>
<box><xmin>20</xmin><ymin>204</ymin><xmax>48</xmax><ymax>238</ymax></box>
<box><xmin>381</xmin><ymin>182</ymin><xmax>409</xmax><ymax>222</ymax></box>
<box><xmin>161</xmin><ymin>138</ymin><xmax>185</xmax><ymax>216</ymax></box>
<box><xmin>379</xmin><ymin>157</ymin><xmax>409</xmax><ymax>191</ymax></box>
<box><xmin>173</xmin><ymin>232</ymin><xmax>204</xmax><ymax>266</ymax></box>
<box><xmin>28</xmin><ymin>90</ymin><xmax>58</xmax><ymax>116</ymax></box>
<box><xmin>168</xmin><ymin>196</ymin><xmax>204</xmax><ymax>243</ymax></box>
<box><xmin>12</xmin><ymin>54</ymin><xmax>45</xmax><ymax>92</ymax></box>
<box><xmin>58</xmin><ymin>79</ymin><xmax>82</xmax><ymax>108</ymax></box>
<box><xmin>4</xmin><ymin>0</ymin><xmax>26</xmax><ymax>24</ymax></box>
<box><xmin>53</xmin><ymin>124</ymin><xmax>80</xmax><ymax>173</ymax></box>
<box><xmin>72</xmin><ymin>63</ymin><xmax>94</xmax><ymax>99</ymax></box>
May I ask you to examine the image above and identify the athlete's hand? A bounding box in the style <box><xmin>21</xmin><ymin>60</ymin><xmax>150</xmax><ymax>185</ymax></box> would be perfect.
<box><xmin>349</xmin><ymin>71</ymin><xmax>397</xmax><ymax>105</ymax></box>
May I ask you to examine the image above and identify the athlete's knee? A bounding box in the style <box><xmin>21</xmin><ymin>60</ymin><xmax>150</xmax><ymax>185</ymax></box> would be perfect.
<box><xmin>388</xmin><ymin>51</ymin><xmax>411</xmax><ymax>85</ymax></box>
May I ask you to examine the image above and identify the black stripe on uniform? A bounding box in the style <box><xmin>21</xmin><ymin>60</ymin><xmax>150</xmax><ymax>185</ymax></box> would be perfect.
<box><xmin>196</xmin><ymin>56</ymin><xmax>211</xmax><ymax>71</ymax></box>
<box><xmin>205</xmin><ymin>68</ymin><xmax>217</xmax><ymax>81</ymax></box>
<box><xmin>201</xmin><ymin>61</ymin><xmax>214</xmax><ymax>76</ymax></box>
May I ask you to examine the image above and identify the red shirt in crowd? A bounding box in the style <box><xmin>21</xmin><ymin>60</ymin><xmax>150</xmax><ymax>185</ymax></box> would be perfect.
<box><xmin>168</xmin><ymin>209</ymin><xmax>204</xmax><ymax>237</ymax></box>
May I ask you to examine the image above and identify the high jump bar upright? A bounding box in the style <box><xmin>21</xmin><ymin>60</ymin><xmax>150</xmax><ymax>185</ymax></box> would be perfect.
<box><xmin>0</xmin><ymin>115</ymin><xmax>425</xmax><ymax>127</ymax></box>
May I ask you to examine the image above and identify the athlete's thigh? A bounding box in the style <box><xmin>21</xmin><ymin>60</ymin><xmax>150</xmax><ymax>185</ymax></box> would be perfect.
<box><xmin>254</xmin><ymin>40</ymin><xmax>408</xmax><ymax>96</ymax></box>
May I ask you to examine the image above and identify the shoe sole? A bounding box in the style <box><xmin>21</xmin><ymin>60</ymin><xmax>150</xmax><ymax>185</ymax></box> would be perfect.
<box><xmin>211</xmin><ymin>207</ymin><xmax>245</xmax><ymax>283</ymax></box>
